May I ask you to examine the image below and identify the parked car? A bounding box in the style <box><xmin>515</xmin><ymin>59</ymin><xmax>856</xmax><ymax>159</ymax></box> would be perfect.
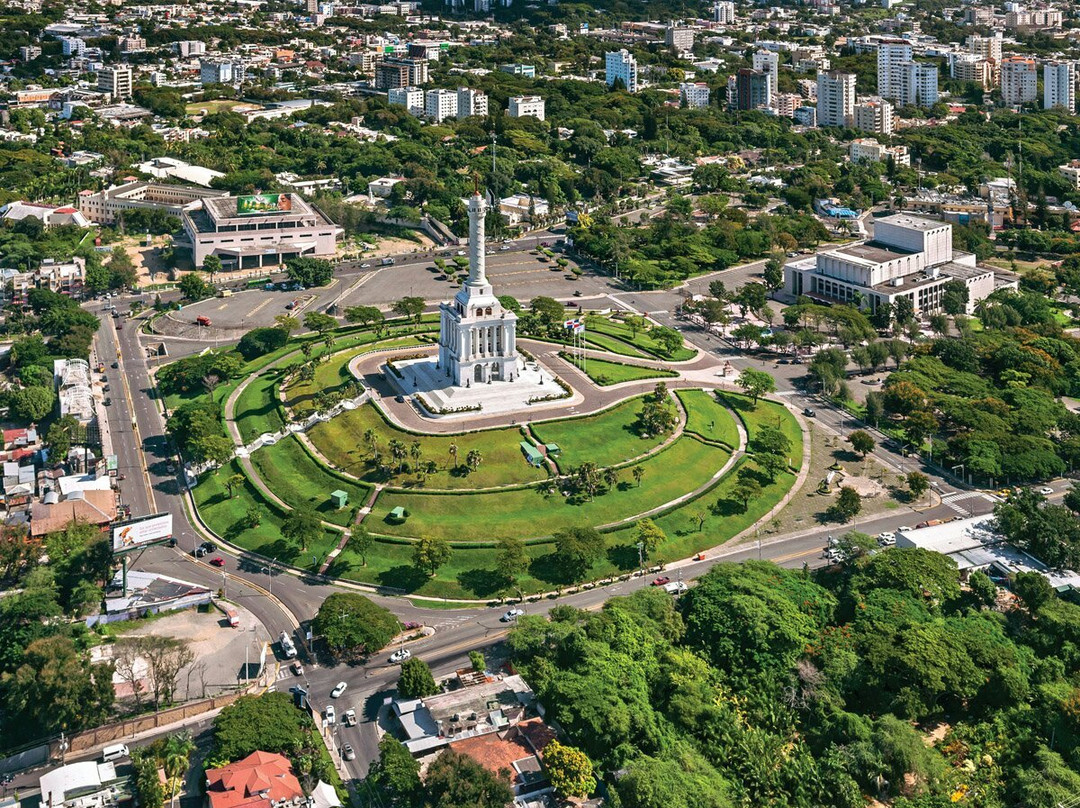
<box><xmin>803</xmin><ymin>407</ymin><xmax>816</xmax><ymax>417</ymax></box>
<box><xmin>291</xmin><ymin>661</ymin><xmax>304</xmax><ymax>676</ymax></box>
<box><xmin>500</xmin><ymin>245</ymin><xmax>510</xmax><ymax>251</ymax></box>
<box><xmin>1038</xmin><ymin>486</ymin><xmax>1054</xmax><ymax>495</ymax></box>
<box><xmin>209</xmin><ymin>556</ymin><xmax>225</xmax><ymax>566</ymax></box>
<box><xmin>194</xmin><ymin>547</ymin><xmax>208</xmax><ymax>558</ymax></box>
<box><xmin>200</xmin><ymin>541</ymin><xmax>215</xmax><ymax>552</ymax></box>
<box><xmin>342</xmin><ymin>744</ymin><xmax>356</xmax><ymax>761</ymax></box>
<box><xmin>325</xmin><ymin>706</ymin><xmax>335</xmax><ymax>724</ymax></box>
<box><xmin>877</xmin><ymin>532</ymin><xmax>896</xmax><ymax>546</ymax></box>
<box><xmin>343</xmin><ymin>709</ymin><xmax>356</xmax><ymax>727</ymax></box>
<box><xmin>651</xmin><ymin>576</ymin><xmax>671</xmax><ymax>587</ymax></box>
<box><xmin>111</xmin><ymin>361</ymin><xmax>119</xmax><ymax>368</ymax></box>
<box><xmin>389</xmin><ymin>648</ymin><xmax>412</xmax><ymax>663</ymax></box>
<box><xmin>331</xmin><ymin>681</ymin><xmax>348</xmax><ymax>698</ymax></box>
<box><xmin>501</xmin><ymin>608</ymin><xmax>525</xmax><ymax>622</ymax></box>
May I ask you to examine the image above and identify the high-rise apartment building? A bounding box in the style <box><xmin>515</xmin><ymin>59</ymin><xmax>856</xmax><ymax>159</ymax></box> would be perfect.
<box><xmin>97</xmin><ymin>64</ymin><xmax>132</xmax><ymax>100</ymax></box>
<box><xmin>1044</xmin><ymin>61</ymin><xmax>1075</xmax><ymax>111</ymax></box>
<box><xmin>854</xmin><ymin>98</ymin><xmax>895</xmax><ymax>134</ymax></box>
<box><xmin>200</xmin><ymin>59</ymin><xmax>245</xmax><ymax>85</ymax></box>
<box><xmin>680</xmin><ymin>82</ymin><xmax>710</xmax><ymax>109</ymax></box>
<box><xmin>816</xmin><ymin>70</ymin><xmax>855</xmax><ymax>127</ymax></box>
<box><xmin>713</xmin><ymin>1</ymin><xmax>735</xmax><ymax>23</ymax></box>
<box><xmin>665</xmin><ymin>25</ymin><xmax>694</xmax><ymax>53</ymax></box>
<box><xmin>457</xmin><ymin>87</ymin><xmax>488</xmax><ymax>118</ymax></box>
<box><xmin>374</xmin><ymin>57</ymin><xmax>428</xmax><ymax>90</ymax></box>
<box><xmin>953</xmin><ymin>55</ymin><xmax>994</xmax><ymax>90</ymax></box>
<box><xmin>752</xmin><ymin>50</ymin><xmax>780</xmax><ymax>97</ymax></box>
<box><xmin>732</xmin><ymin>68</ymin><xmax>771</xmax><ymax>110</ymax></box>
<box><xmin>425</xmin><ymin>89</ymin><xmax>458</xmax><ymax>122</ymax></box>
<box><xmin>1000</xmin><ymin>56</ymin><xmax>1037</xmax><ymax>105</ymax></box>
<box><xmin>876</xmin><ymin>40</ymin><xmax>913</xmax><ymax>100</ymax></box>
<box><xmin>388</xmin><ymin>86</ymin><xmax>424</xmax><ymax>116</ymax></box>
<box><xmin>605</xmin><ymin>49</ymin><xmax>638</xmax><ymax>92</ymax></box>
<box><xmin>967</xmin><ymin>33</ymin><xmax>1002</xmax><ymax>65</ymax></box>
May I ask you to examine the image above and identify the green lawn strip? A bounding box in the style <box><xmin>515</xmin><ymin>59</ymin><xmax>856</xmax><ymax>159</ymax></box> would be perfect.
<box><xmin>308</xmin><ymin>402</ymin><xmax>547</xmax><ymax>489</ymax></box>
<box><xmin>581</xmin><ymin>331</ymin><xmax>652</xmax><ymax>359</ymax></box>
<box><xmin>368</xmin><ymin>437</ymin><xmax>730</xmax><ymax>541</ymax></box>
<box><xmin>675</xmin><ymin>389</ymin><xmax>740</xmax><ymax>450</ymax></box>
<box><xmin>530</xmin><ymin>395</ymin><xmax>667</xmax><ymax>469</ymax></box>
<box><xmin>714</xmin><ymin>390</ymin><xmax>803</xmax><ymax>468</ymax></box>
<box><xmin>406</xmin><ymin>598</ymin><xmax>486</xmax><ymax>610</ymax></box>
<box><xmin>234</xmin><ymin>368</ymin><xmax>288</xmax><ymax>443</ymax></box>
<box><xmin>606</xmin><ymin>457</ymin><xmax>796</xmax><ymax>557</ymax></box>
<box><xmin>561</xmin><ymin>353</ymin><xmax>678</xmax><ymax>387</ymax></box>
<box><xmin>585</xmin><ymin>315</ymin><xmax>697</xmax><ymax>361</ymax></box>
<box><xmin>191</xmin><ymin>459</ymin><xmax>341</xmax><ymax>570</ymax></box>
<box><xmin>284</xmin><ymin>335</ymin><xmax>428</xmax><ymax>414</ymax></box>
<box><xmin>248</xmin><ymin>435</ymin><xmax>371</xmax><ymax>526</ymax></box>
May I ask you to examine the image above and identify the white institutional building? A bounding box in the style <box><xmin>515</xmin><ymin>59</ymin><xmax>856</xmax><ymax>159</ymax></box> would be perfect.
<box><xmin>437</xmin><ymin>193</ymin><xmax>519</xmax><ymax>385</ymax></box>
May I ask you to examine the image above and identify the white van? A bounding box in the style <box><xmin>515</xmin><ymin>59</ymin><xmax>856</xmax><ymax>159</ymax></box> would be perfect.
<box><xmin>663</xmin><ymin>581</ymin><xmax>688</xmax><ymax>595</ymax></box>
<box><xmin>102</xmin><ymin>744</ymin><xmax>129</xmax><ymax>762</ymax></box>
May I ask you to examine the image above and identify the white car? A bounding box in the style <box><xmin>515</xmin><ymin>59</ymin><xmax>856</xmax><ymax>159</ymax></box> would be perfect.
<box><xmin>389</xmin><ymin>648</ymin><xmax>412</xmax><ymax>664</ymax></box>
<box><xmin>501</xmin><ymin>608</ymin><xmax>525</xmax><ymax>622</ymax></box>
<box><xmin>877</xmin><ymin>532</ymin><xmax>896</xmax><ymax>546</ymax></box>
<box><xmin>343</xmin><ymin>709</ymin><xmax>356</xmax><ymax>726</ymax></box>
<box><xmin>1038</xmin><ymin>486</ymin><xmax>1054</xmax><ymax>495</ymax></box>
<box><xmin>325</xmin><ymin>706</ymin><xmax>336</xmax><ymax>724</ymax></box>
<box><xmin>500</xmin><ymin>245</ymin><xmax>510</xmax><ymax>251</ymax></box>
<box><xmin>331</xmin><ymin>681</ymin><xmax>348</xmax><ymax>698</ymax></box>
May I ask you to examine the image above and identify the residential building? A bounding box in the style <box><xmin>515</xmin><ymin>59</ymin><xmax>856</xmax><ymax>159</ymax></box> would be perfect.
<box><xmin>0</xmin><ymin>257</ymin><xmax>86</xmax><ymax>304</ymax></box>
<box><xmin>388</xmin><ymin>86</ymin><xmax>424</xmax><ymax>115</ymax></box>
<box><xmin>854</xmin><ymin>98</ymin><xmax>894</xmax><ymax>134</ymax></box>
<box><xmin>876</xmin><ymin>40</ymin><xmax>913</xmax><ymax>100</ymax></box>
<box><xmin>895</xmin><ymin>62</ymin><xmax>938</xmax><ymax>107</ymax></box>
<box><xmin>714</xmin><ymin>0</ymin><xmax>736</xmax><ymax>24</ymax></box>
<box><xmin>784</xmin><ymin>214</ymin><xmax>1005</xmax><ymax>317</ymax></box>
<box><xmin>96</xmin><ymin>65</ymin><xmax>132</xmax><ymax>100</ymax></box>
<box><xmin>850</xmin><ymin>138</ymin><xmax>910</xmax><ymax>166</ymax></box>
<box><xmin>60</xmin><ymin>37</ymin><xmax>86</xmax><ymax>56</ymax></box>
<box><xmin>375</xmin><ymin>57</ymin><xmax>428</xmax><ymax>90</ymax></box>
<box><xmin>1004</xmin><ymin>8</ymin><xmax>1062</xmax><ymax>29</ymax></box>
<box><xmin>733</xmin><ymin>68</ymin><xmax>771</xmax><ymax>110</ymax></box>
<box><xmin>499</xmin><ymin>194</ymin><xmax>549</xmax><ymax>224</ymax></box>
<box><xmin>498</xmin><ymin>63</ymin><xmax>535</xmax><ymax>78</ymax></box>
<box><xmin>19</xmin><ymin>45</ymin><xmax>41</xmax><ymax>61</ymax></box>
<box><xmin>173</xmin><ymin>40</ymin><xmax>205</xmax><ymax>57</ymax></box>
<box><xmin>753</xmin><ymin>49</ymin><xmax>779</xmax><ymax>97</ymax></box>
<box><xmin>816</xmin><ymin>70</ymin><xmax>855</xmax><ymax>127</ymax></box>
<box><xmin>1044</xmin><ymin>61</ymin><xmax>1075</xmax><ymax>111</ymax></box>
<box><xmin>1001</xmin><ymin>56</ymin><xmax>1037</xmax><ymax>105</ymax></box>
<box><xmin>368</xmin><ymin>176</ymin><xmax>404</xmax><ymax>198</ymax></box>
<box><xmin>1060</xmin><ymin>161</ymin><xmax>1080</xmax><ymax>189</ymax></box>
<box><xmin>425</xmin><ymin>88</ymin><xmax>458</xmax><ymax>122</ymax></box>
<box><xmin>181</xmin><ymin>193</ymin><xmax>342</xmax><ymax>269</ymax></box>
<box><xmin>200</xmin><ymin>59</ymin><xmax>245</xmax><ymax>85</ymax></box>
<box><xmin>119</xmin><ymin>35</ymin><xmax>145</xmax><ymax>52</ymax></box>
<box><xmin>774</xmin><ymin>92</ymin><xmax>802</xmax><ymax>117</ymax></box>
<box><xmin>78</xmin><ymin>182</ymin><xmax>227</xmax><ymax>225</ymax></box>
<box><xmin>457</xmin><ymin>87</ymin><xmax>488</xmax><ymax>117</ymax></box>
<box><xmin>206</xmin><ymin>752</ymin><xmax>305</xmax><ymax>808</ymax></box>
<box><xmin>953</xmin><ymin>55</ymin><xmax>995</xmax><ymax>90</ymax></box>
<box><xmin>508</xmin><ymin>95</ymin><xmax>545</xmax><ymax>121</ymax></box>
<box><xmin>606</xmin><ymin>49</ymin><xmax>638</xmax><ymax>93</ymax></box>
<box><xmin>680</xmin><ymin>82</ymin><xmax>710</xmax><ymax>109</ymax></box>
<box><xmin>793</xmin><ymin>106</ymin><xmax>817</xmax><ymax>127</ymax></box>
<box><xmin>967</xmin><ymin>33</ymin><xmax>1002</xmax><ymax>65</ymax></box>
<box><xmin>665</xmin><ymin>25</ymin><xmax>694</xmax><ymax>53</ymax></box>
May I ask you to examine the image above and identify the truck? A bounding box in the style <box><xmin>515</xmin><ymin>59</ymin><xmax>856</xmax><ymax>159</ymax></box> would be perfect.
<box><xmin>196</xmin><ymin>315</ymin><xmax>212</xmax><ymax>326</ymax></box>
<box><xmin>279</xmin><ymin>631</ymin><xmax>297</xmax><ymax>658</ymax></box>
<box><xmin>380</xmin><ymin>257</ymin><xmax>396</xmax><ymax>266</ymax></box>
<box><xmin>663</xmin><ymin>581</ymin><xmax>688</xmax><ymax>596</ymax></box>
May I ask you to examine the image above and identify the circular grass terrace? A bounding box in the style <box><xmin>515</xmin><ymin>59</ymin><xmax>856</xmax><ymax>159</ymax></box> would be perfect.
<box><xmin>192</xmin><ymin>334</ymin><xmax>802</xmax><ymax>600</ymax></box>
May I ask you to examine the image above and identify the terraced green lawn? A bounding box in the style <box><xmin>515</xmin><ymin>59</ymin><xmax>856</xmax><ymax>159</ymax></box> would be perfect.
<box><xmin>284</xmin><ymin>335</ymin><xmax>428</xmax><ymax>415</ymax></box>
<box><xmin>308</xmin><ymin>403</ymin><xmax>548</xmax><ymax>489</ymax></box>
<box><xmin>676</xmin><ymin>389</ymin><xmax>741</xmax><ymax>450</ymax></box>
<box><xmin>582</xmin><ymin>331</ymin><xmax>652</xmax><ymax>359</ymax></box>
<box><xmin>715</xmin><ymin>391</ymin><xmax>804</xmax><ymax>467</ymax></box>
<box><xmin>248</xmin><ymin>435</ymin><xmax>371</xmax><ymax>526</ymax></box>
<box><xmin>562</xmin><ymin>354</ymin><xmax>678</xmax><ymax>386</ymax></box>
<box><xmin>192</xmin><ymin>459</ymin><xmax>341</xmax><ymax>570</ymax></box>
<box><xmin>234</xmin><ymin>367</ymin><xmax>288</xmax><ymax>443</ymax></box>
<box><xmin>585</xmin><ymin>315</ymin><xmax>697</xmax><ymax>361</ymax></box>
<box><xmin>369</xmin><ymin>437</ymin><xmax>730</xmax><ymax>541</ymax></box>
<box><xmin>530</xmin><ymin>396</ymin><xmax>666</xmax><ymax>469</ymax></box>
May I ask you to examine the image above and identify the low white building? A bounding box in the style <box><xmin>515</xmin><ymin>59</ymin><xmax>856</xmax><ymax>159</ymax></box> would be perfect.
<box><xmin>507</xmin><ymin>95</ymin><xmax>545</xmax><ymax>121</ymax></box>
<box><xmin>850</xmin><ymin>138</ymin><xmax>910</xmax><ymax>166</ymax></box>
<box><xmin>1060</xmin><ymin>161</ymin><xmax>1080</xmax><ymax>190</ymax></box>
<box><xmin>388</xmin><ymin>86</ymin><xmax>424</xmax><ymax>116</ymax></box>
<box><xmin>135</xmin><ymin>157</ymin><xmax>224</xmax><ymax>187</ymax></box>
<box><xmin>368</xmin><ymin>176</ymin><xmax>405</xmax><ymax>198</ymax></box>
<box><xmin>40</xmin><ymin>761</ymin><xmax>121</xmax><ymax>808</ymax></box>
<box><xmin>784</xmin><ymin>214</ymin><xmax>1006</xmax><ymax>317</ymax></box>
<box><xmin>498</xmin><ymin>194</ymin><xmax>549</xmax><ymax>224</ymax></box>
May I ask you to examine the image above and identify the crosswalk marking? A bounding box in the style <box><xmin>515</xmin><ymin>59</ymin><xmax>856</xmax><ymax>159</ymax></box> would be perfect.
<box><xmin>940</xmin><ymin>491</ymin><xmax>993</xmax><ymax>514</ymax></box>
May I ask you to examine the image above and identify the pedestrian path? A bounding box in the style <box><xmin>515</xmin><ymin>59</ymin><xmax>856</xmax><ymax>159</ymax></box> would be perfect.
<box><xmin>940</xmin><ymin>491</ymin><xmax>994</xmax><ymax>515</ymax></box>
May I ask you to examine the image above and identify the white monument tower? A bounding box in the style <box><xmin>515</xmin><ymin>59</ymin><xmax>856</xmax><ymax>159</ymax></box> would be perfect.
<box><xmin>438</xmin><ymin>190</ymin><xmax>519</xmax><ymax>385</ymax></box>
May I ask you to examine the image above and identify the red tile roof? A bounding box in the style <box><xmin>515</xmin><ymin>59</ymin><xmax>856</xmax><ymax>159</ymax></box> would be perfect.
<box><xmin>206</xmin><ymin>751</ymin><xmax>303</xmax><ymax>808</ymax></box>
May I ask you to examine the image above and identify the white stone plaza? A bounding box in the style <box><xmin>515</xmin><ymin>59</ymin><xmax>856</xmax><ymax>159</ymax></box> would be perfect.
<box><xmin>388</xmin><ymin>190</ymin><xmax>572</xmax><ymax>417</ymax></box>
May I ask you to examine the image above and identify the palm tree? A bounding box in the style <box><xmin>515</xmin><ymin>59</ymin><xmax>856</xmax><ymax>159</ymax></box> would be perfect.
<box><xmin>163</xmin><ymin>733</ymin><xmax>196</xmax><ymax>808</ymax></box>
<box><xmin>363</xmin><ymin>429</ymin><xmax>377</xmax><ymax>458</ymax></box>
<box><xmin>604</xmin><ymin>467</ymin><xmax>619</xmax><ymax>490</ymax></box>
<box><xmin>389</xmin><ymin>439</ymin><xmax>407</xmax><ymax>474</ymax></box>
<box><xmin>632</xmin><ymin>466</ymin><xmax>644</xmax><ymax>487</ymax></box>
<box><xmin>448</xmin><ymin>442</ymin><xmax>458</xmax><ymax>469</ymax></box>
<box><xmin>409</xmin><ymin>441</ymin><xmax>422</xmax><ymax>473</ymax></box>
<box><xmin>465</xmin><ymin>449</ymin><xmax>482</xmax><ymax>473</ymax></box>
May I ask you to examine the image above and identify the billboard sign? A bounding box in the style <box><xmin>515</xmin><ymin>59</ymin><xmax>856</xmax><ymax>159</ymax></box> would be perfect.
<box><xmin>236</xmin><ymin>193</ymin><xmax>293</xmax><ymax>216</ymax></box>
<box><xmin>112</xmin><ymin>513</ymin><xmax>174</xmax><ymax>552</ymax></box>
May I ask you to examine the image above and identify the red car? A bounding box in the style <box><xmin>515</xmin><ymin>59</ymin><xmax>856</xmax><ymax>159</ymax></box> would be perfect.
<box><xmin>651</xmin><ymin>576</ymin><xmax>671</xmax><ymax>587</ymax></box>
<box><xmin>209</xmin><ymin>557</ymin><xmax>226</xmax><ymax>567</ymax></box>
